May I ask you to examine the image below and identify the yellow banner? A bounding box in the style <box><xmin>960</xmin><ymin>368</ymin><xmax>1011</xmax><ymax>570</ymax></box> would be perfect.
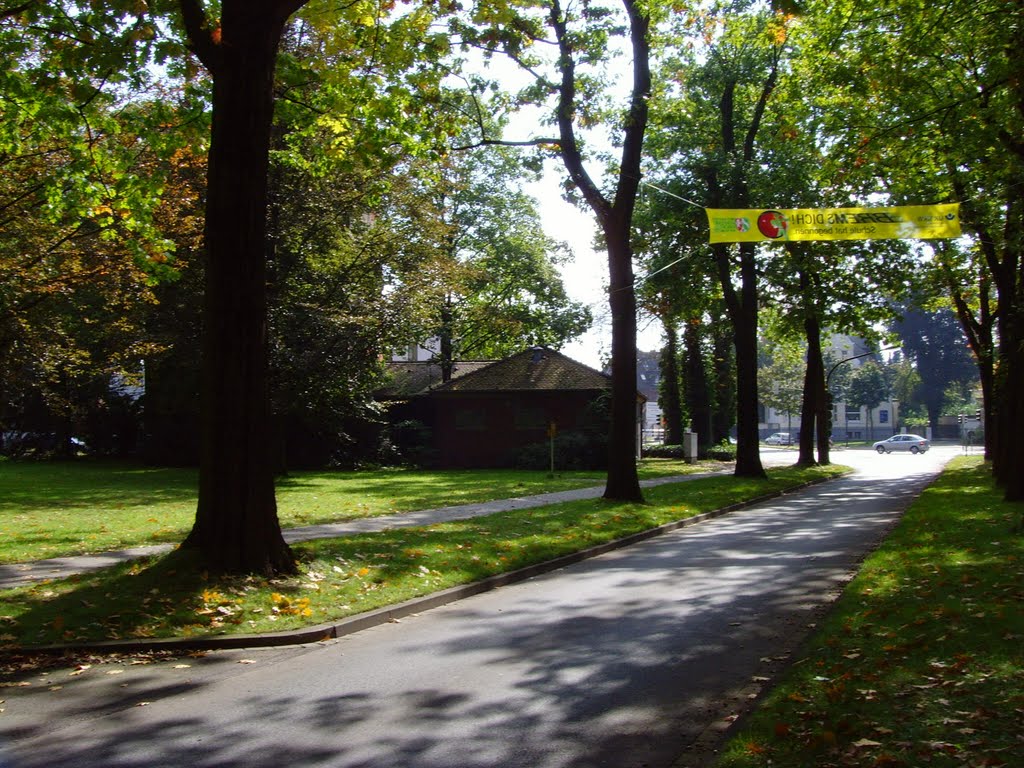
<box><xmin>706</xmin><ymin>204</ymin><xmax>961</xmax><ymax>243</ymax></box>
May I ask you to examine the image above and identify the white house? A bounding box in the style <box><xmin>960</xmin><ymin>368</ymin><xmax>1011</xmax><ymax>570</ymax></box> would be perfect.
<box><xmin>762</xmin><ymin>398</ymin><xmax>901</xmax><ymax>442</ymax></box>
<box><xmin>760</xmin><ymin>334</ymin><xmax>902</xmax><ymax>442</ymax></box>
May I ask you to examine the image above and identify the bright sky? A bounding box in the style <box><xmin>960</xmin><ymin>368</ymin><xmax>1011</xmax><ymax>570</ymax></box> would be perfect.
<box><xmin>471</xmin><ymin>35</ymin><xmax>665</xmax><ymax>371</ymax></box>
<box><xmin>526</xmin><ymin>178</ymin><xmax>665</xmax><ymax>371</ymax></box>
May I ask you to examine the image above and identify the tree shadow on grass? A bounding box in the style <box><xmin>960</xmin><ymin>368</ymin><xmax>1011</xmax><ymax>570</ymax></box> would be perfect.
<box><xmin>0</xmin><ymin>462</ymin><xmax>198</xmax><ymax>512</ymax></box>
<box><xmin>5</xmin><ymin>549</ymin><xmax>217</xmax><ymax>647</ymax></box>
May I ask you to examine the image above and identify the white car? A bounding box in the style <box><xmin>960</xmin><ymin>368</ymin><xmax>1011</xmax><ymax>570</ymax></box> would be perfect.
<box><xmin>873</xmin><ymin>434</ymin><xmax>929</xmax><ymax>454</ymax></box>
<box><xmin>764</xmin><ymin>432</ymin><xmax>792</xmax><ymax>445</ymax></box>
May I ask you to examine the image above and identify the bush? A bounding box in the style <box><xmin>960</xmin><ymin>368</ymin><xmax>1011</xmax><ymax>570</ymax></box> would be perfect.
<box><xmin>707</xmin><ymin>440</ymin><xmax>737</xmax><ymax>461</ymax></box>
<box><xmin>643</xmin><ymin>440</ymin><xmax>736</xmax><ymax>461</ymax></box>
<box><xmin>515</xmin><ymin>430</ymin><xmax>607</xmax><ymax>471</ymax></box>
<box><xmin>381</xmin><ymin>419</ymin><xmax>436</xmax><ymax>467</ymax></box>
<box><xmin>642</xmin><ymin>444</ymin><xmax>685</xmax><ymax>459</ymax></box>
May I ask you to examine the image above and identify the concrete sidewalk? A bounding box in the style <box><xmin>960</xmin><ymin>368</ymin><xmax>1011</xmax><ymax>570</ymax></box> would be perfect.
<box><xmin>0</xmin><ymin>471</ymin><xmax>724</xmax><ymax>591</ymax></box>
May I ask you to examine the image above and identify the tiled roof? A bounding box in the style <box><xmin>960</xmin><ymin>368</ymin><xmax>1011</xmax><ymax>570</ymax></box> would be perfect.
<box><xmin>378</xmin><ymin>360</ymin><xmax>493</xmax><ymax>399</ymax></box>
<box><xmin>432</xmin><ymin>347</ymin><xmax>612</xmax><ymax>393</ymax></box>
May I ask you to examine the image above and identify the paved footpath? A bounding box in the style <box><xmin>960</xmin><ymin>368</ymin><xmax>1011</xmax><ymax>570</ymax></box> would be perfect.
<box><xmin>0</xmin><ymin>472</ymin><xmax>725</xmax><ymax>591</ymax></box>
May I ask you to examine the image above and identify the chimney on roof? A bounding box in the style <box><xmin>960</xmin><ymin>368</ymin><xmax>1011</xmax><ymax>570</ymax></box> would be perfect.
<box><xmin>530</xmin><ymin>346</ymin><xmax>547</xmax><ymax>364</ymax></box>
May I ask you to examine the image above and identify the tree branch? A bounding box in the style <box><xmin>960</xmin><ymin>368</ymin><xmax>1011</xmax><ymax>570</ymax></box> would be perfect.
<box><xmin>550</xmin><ymin>0</ymin><xmax>608</xmax><ymax>223</ymax></box>
<box><xmin>178</xmin><ymin>0</ymin><xmax>219</xmax><ymax>72</ymax></box>
<box><xmin>449</xmin><ymin>137</ymin><xmax>560</xmax><ymax>151</ymax></box>
<box><xmin>612</xmin><ymin>0</ymin><xmax>651</xmax><ymax>218</ymax></box>
<box><xmin>744</xmin><ymin>51</ymin><xmax>779</xmax><ymax>161</ymax></box>
<box><xmin>720</xmin><ymin>80</ymin><xmax>736</xmax><ymax>154</ymax></box>
<box><xmin>0</xmin><ymin>1</ymin><xmax>35</xmax><ymax>21</ymax></box>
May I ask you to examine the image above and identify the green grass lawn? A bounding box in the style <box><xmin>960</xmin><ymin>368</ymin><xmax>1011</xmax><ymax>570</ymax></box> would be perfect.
<box><xmin>0</xmin><ymin>463</ymin><xmax>841</xmax><ymax>647</ymax></box>
<box><xmin>716</xmin><ymin>456</ymin><xmax>1024</xmax><ymax>768</ymax></box>
<box><xmin>0</xmin><ymin>457</ymin><xmax>720</xmax><ymax>564</ymax></box>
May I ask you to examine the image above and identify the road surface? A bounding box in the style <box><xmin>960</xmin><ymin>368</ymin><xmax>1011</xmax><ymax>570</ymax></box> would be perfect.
<box><xmin>0</xmin><ymin>445</ymin><xmax>959</xmax><ymax>768</ymax></box>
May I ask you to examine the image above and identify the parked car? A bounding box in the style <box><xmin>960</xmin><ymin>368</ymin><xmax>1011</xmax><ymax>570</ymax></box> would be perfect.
<box><xmin>764</xmin><ymin>432</ymin><xmax>793</xmax><ymax>445</ymax></box>
<box><xmin>872</xmin><ymin>434</ymin><xmax>929</xmax><ymax>454</ymax></box>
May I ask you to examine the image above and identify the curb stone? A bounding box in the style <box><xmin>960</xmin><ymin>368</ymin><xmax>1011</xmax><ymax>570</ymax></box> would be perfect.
<box><xmin>18</xmin><ymin>473</ymin><xmax>843</xmax><ymax>656</ymax></box>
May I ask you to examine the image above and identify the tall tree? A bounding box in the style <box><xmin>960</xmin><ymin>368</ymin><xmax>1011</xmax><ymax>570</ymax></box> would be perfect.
<box><xmin>645</xmin><ymin>6</ymin><xmax>791</xmax><ymax>478</ymax></box>
<box><xmin>893</xmin><ymin>305</ymin><xmax>978</xmax><ymax>435</ymax></box>
<box><xmin>759</xmin><ymin>336</ymin><xmax>804</xmax><ymax>437</ymax></box>
<box><xmin>176</xmin><ymin>0</ymin><xmax>312</xmax><ymax>574</ymax></box>
<box><xmin>805</xmin><ymin>0</ymin><xmax>1024</xmax><ymax>497</ymax></box>
<box><xmin>795</xmin><ymin>262</ymin><xmax>828</xmax><ymax>465</ymax></box>
<box><xmin>179</xmin><ymin>0</ymin><xmax>457</xmax><ymax>571</ymax></box>
<box><xmin>0</xmin><ymin>3</ymin><xmax>188</xmax><ymax>449</ymax></box>
<box><xmin>933</xmin><ymin>241</ymin><xmax>996</xmax><ymax>459</ymax></box>
<box><xmin>432</xmin><ymin>146</ymin><xmax>591</xmax><ymax>376</ymax></box>
<box><xmin>456</xmin><ymin>0</ymin><xmax>654</xmax><ymax>500</ymax></box>
<box><xmin>846</xmin><ymin>362</ymin><xmax>888</xmax><ymax>441</ymax></box>
<box><xmin>549</xmin><ymin>0</ymin><xmax>651</xmax><ymax>500</ymax></box>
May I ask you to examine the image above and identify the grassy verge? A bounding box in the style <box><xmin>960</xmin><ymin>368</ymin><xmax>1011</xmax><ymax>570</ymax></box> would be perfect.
<box><xmin>0</xmin><ymin>457</ymin><xmax>719</xmax><ymax>564</ymax></box>
<box><xmin>0</xmin><ymin>463</ymin><xmax>840</xmax><ymax>648</ymax></box>
<box><xmin>716</xmin><ymin>456</ymin><xmax>1024</xmax><ymax>768</ymax></box>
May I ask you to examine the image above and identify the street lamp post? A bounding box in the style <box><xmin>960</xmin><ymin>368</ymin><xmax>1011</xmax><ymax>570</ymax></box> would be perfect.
<box><xmin>826</xmin><ymin>345</ymin><xmax>902</xmax><ymax>447</ymax></box>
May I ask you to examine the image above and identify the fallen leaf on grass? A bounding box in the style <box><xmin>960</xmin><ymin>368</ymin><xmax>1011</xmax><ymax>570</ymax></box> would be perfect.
<box><xmin>851</xmin><ymin>738</ymin><xmax>882</xmax><ymax>747</ymax></box>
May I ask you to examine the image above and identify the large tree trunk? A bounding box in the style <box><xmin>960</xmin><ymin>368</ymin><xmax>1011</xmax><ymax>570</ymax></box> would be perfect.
<box><xmin>796</xmin><ymin>265</ymin><xmax>825</xmax><ymax>466</ymax></box>
<box><xmin>944</xmin><ymin>269</ymin><xmax>995</xmax><ymax>462</ymax></box>
<box><xmin>715</xmin><ymin>242</ymin><xmax>765</xmax><ymax>478</ymax></box>
<box><xmin>549</xmin><ymin>0</ymin><xmax>648</xmax><ymax>503</ymax></box>
<box><xmin>996</xmin><ymin>305</ymin><xmax>1024</xmax><ymax>501</ymax></box>
<box><xmin>990</xmin><ymin>261</ymin><xmax>1023</xmax><ymax>497</ymax></box>
<box><xmin>603</xmin><ymin>222</ymin><xmax>643</xmax><ymax>502</ymax></box>
<box><xmin>181</xmin><ymin>1</ymin><xmax>299</xmax><ymax>575</ymax></box>
<box><xmin>994</xmin><ymin>0</ymin><xmax>1024</xmax><ymax>504</ymax></box>
<box><xmin>803</xmin><ymin>312</ymin><xmax>827</xmax><ymax>466</ymax></box>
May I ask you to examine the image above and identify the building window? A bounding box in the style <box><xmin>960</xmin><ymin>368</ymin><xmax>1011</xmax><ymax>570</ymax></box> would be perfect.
<box><xmin>845</xmin><ymin>406</ymin><xmax>862</xmax><ymax>422</ymax></box>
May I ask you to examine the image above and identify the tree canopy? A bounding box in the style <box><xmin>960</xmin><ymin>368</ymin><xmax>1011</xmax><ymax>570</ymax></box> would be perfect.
<box><xmin>4</xmin><ymin>0</ymin><xmax>1023</xmax><ymax>574</ymax></box>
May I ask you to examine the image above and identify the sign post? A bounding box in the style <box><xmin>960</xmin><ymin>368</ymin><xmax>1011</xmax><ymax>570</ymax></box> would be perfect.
<box><xmin>547</xmin><ymin>421</ymin><xmax>557</xmax><ymax>476</ymax></box>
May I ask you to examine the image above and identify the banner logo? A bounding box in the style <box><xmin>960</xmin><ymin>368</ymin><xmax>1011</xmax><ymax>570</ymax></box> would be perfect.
<box><xmin>756</xmin><ymin>210</ymin><xmax>788</xmax><ymax>239</ymax></box>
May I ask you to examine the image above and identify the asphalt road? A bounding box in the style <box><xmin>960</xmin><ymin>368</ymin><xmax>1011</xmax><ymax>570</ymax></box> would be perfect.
<box><xmin>0</xmin><ymin>445</ymin><xmax>961</xmax><ymax>768</ymax></box>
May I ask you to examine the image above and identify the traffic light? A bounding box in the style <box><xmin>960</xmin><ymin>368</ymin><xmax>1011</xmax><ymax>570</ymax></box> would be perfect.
<box><xmin>975</xmin><ymin>408</ymin><xmax>982</xmax><ymax>420</ymax></box>
<box><xmin>958</xmin><ymin>414</ymin><xmax>963</xmax><ymax>424</ymax></box>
